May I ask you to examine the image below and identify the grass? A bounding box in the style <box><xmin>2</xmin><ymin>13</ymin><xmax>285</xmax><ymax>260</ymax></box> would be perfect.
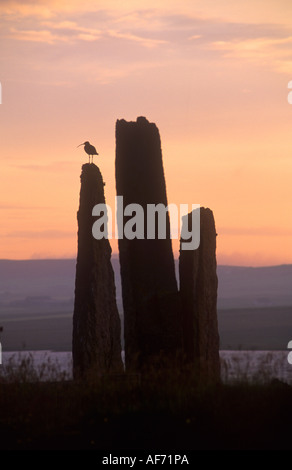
<box><xmin>220</xmin><ymin>350</ymin><xmax>291</xmax><ymax>384</ymax></box>
<box><xmin>0</xmin><ymin>353</ymin><xmax>292</xmax><ymax>450</ymax></box>
<box><xmin>0</xmin><ymin>351</ymin><xmax>71</xmax><ymax>383</ymax></box>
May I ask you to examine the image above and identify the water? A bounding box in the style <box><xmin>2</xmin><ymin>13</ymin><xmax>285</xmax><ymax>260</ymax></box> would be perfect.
<box><xmin>0</xmin><ymin>350</ymin><xmax>291</xmax><ymax>384</ymax></box>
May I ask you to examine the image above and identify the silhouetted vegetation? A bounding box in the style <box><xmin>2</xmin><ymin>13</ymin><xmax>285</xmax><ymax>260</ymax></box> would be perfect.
<box><xmin>0</xmin><ymin>357</ymin><xmax>291</xmax><ymax>450</ymax></box>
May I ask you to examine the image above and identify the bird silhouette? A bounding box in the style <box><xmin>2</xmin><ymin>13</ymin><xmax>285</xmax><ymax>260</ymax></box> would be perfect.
<box><xmin>77</xmin><ymin>141</ymin><xmax>99</xmax><ymax>163</ymax></box>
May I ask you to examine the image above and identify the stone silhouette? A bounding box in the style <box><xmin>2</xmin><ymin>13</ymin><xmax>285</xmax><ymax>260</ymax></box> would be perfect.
<box><xmin>72</xmin><ymin>163</ymin><xmax>123</xmax><ymax>378</ymax></box>
<box><xmin>179</xmin><ymin>207</ymin><xmax>220</xmax><ymax>383</ymax></box>
<box><xmin>115</xmin><ymin>116</ymin><xmax>181</xmax><ymax>370</ymax></box>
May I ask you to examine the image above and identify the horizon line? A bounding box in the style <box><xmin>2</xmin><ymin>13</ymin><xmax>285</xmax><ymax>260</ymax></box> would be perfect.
<box><xmin>0</xmin><ymin>257</ymin><xmax>292</xmax><ymax>270</ymax></box>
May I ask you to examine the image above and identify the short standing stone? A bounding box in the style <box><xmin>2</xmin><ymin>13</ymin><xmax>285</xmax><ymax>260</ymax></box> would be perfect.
<box><xmin>179</xmin><ymin>207</ymin><xmax>220</xmax><ymax>383</ymax></box>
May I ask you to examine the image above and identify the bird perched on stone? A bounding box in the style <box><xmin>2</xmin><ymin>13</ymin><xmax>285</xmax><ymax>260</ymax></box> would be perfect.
<box><xmin>77</xmin><ymin>141</ymin><xmax>99</xmax><ymax>163</ymax></box>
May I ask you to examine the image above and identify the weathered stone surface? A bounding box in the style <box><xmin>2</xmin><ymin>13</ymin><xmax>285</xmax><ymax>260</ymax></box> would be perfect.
<box><xmin>115</xmin><ymin>116</ymin><xmax>181</xmax><ymax>369</ymax></box>
<box><xmin>72</xmin><ymin>163</ymin><xmax>123</xmax><ymax>378</ymax></box>
<box><xmin>179</xmin><ymin>207</ymin><xmax>220</xmax><ymax>383</ymax></box>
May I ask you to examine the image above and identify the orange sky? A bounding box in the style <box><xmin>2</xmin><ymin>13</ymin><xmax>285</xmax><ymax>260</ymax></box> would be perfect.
<box><xmin>1</xmin><ymin>0</ymin><xmax>292</xmax><ymax>265</ymax></box>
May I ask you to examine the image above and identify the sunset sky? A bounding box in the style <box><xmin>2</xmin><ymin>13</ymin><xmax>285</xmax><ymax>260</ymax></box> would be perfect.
<box><xmin>1</xmin><ymin>0</ymin><xmax>292</xmax><ymax>265</ymax></box>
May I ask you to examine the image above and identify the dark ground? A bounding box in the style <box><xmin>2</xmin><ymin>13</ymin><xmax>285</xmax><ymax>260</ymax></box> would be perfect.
<box><xmin>1</xmin><ymin>260</ymin><xmax>291</xmax><ymax>454</ymax></box>
<box><xmin>0</xmin><ymin>372</ymin><xmax>291</xmax><ymax>451</ymax></box>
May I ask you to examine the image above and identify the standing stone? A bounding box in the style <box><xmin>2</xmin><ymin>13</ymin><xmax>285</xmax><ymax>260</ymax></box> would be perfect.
<box><xmin>115</xmin><ymin>116</ymin><xmax>181</xmax><ymax>370</ymax></box>
<box><xmin>179</xmin><ymin>207</ymin><xmax>220</xmax><ymax>383</ymax></box>
<box><xmin>73</xmin><ymin>163</ymin><xmax>123</xmax><ymax>379</ymax></box>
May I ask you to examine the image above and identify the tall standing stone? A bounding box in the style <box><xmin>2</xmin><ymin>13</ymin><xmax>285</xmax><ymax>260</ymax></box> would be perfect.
<box><xmin>115</xmin><ymin>117</ymin><xmax>181</xmax><ymax>370</ymax></box>
<box><xmin>179</xmin><ymin>207</ymin><xmax>220</xmax><ymax>383</ymax></box>
<box><xmin>73</xmin><ymin>163</ymin><xmax>123</xmax><ymax>379</ymax></box>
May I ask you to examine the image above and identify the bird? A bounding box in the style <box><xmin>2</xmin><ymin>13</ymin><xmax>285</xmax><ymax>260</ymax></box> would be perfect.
<box><xmin>77</xmin><ymin>141</ymin><xmax>99</xmax><ymax>163</ymax></box>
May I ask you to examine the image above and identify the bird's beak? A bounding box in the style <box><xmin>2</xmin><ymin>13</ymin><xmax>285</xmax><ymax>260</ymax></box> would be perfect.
<box><xmin>77</xmin><ymin>143</ymin><xmax>84</xmax><ymax>148</ymax></box>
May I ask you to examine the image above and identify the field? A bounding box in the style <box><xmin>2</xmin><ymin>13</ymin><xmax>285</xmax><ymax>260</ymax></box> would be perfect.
<box><xmin>1</xmin><ymin>306</ymin><xmax>292</xmax><ymax>352</ymax></box>
<box><xmin>1</xmin><ymin>259</ymin><xmax>292</xmax><ymax>352</ymax></box>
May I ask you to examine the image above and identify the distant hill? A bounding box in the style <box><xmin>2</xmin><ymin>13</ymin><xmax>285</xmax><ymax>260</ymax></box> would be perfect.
<box><xmin>0</xmin><ymin>258</ymin><xmax>76</xmax><ymax>301</ymax></box>
<box><xmin>216</xmin><ymin>264</ymin><xmax>292</xmax><ymax>309</ymax></box>
<box><xmin>1</xmin><ymin>258</ymin><xmax>292</xmax><ymax>308</ymax></box>
<box><xmin>0</xmin><ymin>258</ymin><xmax>291</xmax><ymax>351</ymax></box>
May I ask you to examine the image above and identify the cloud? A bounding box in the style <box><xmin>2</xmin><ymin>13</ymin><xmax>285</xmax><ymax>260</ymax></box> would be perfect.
<box><xmin>9</xmin><ymin>28</ymin><xmax>64</xmax><ymax>44</ymax></box>
<box><xmin>4</xmin><ymin>229</ymin><xmax>75</xmax><ymax>239</ymax></box>
<box><xmin>45</xmin><ymin>19</ymin><xmax>167</xmax><ymax>46</ymax></box>
<box><xmin>107</xmin><ymin>29</ymin><xmax>167</xmax><ymax>48</ymax></box>
<box><xmin>10</xmin><ymin>161</ymin><xmax>79</xmax><ymax>171</ymax></box>
<box><xmin>8</xmin><ymin>22</ymin><xmax>102</xmax><ymax>45</ymax></box>
<box><xmin>1</xmin><ymin>0</ymin><xmax>55</xmax><ymax>18</ymax></box>
<box><xmin>210</xmin><ymin>35</ymin><xmax>292</xmax><ymax>59</ymax></box>
<box><xmin>0</xmin><ymin>203</ymin><xmax>52</xmax><ymax>210</ymax></box>
<box><xmin>202</xmin><ymin>23</ymin><xmax>292</xmax><ymax>72</ymax></box>
<box><xmin>216</xmin><ymin>250</ymin><xmax>281</xmax><ymax>267</ymax></box>
<box><xmin>30</xmin><ymin>251</ymin><xmax>76</xmax><ymax>259</ymax></box>
<box><xmin>3</xmin><ymin>5</ymin><xmax>292</xmax><ymax>74</ymax></box>
<box><xmin>0</xmin><ymin>0</ymin><xmax>100</xmax><ymax>18</ymax></box>
<box><xmin>218</xmin><ymin>226</ymin><xmax>292</xmax><ymax>237</ymax></box>
<box><xmin>7</xmin><ymin>17</ymin><xmax>168</xmax><ymax>47</ymax></box>
<box><xmin>41</xmin><ymin>20</ymin><xmax>103</xmax><ymax>42</ymax></box>
<box><xmin>189</xmin><ymin>35</ymin><xmax>202</xmax><ymax>40</ymax></box>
